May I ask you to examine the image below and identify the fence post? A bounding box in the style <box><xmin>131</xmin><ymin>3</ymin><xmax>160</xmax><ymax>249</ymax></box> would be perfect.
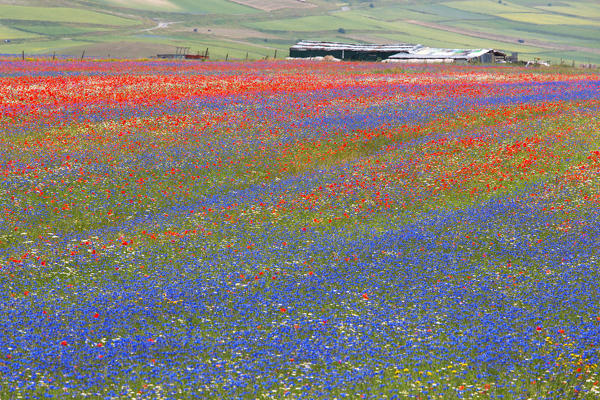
<box><xmin>81</xmin><ymin>50</ymin><xmax>85</xmax><ymax>61</ymax></box>
<box><xmin>22</xmin><ymin>50</ymin><xmax>24</xmax><ymax>60</ymax></box>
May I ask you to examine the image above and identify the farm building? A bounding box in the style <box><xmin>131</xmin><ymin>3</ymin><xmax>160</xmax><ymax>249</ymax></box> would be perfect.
<box><xmin>289</xmin><ymin>40</ymin><xmax>417</xmax><ymax>61</ymax></box>
<box><xmin>289</xmin><ymin>41</ymin><xmax>511</xmax><ymax>63</ymax></box>
<box><xmin>157</xmin><ymin>47</ymin><xmax>189</xmax><ymax>60</ymax></box>
<box><xmin>157</xmin><ymin>46</ymin><xmax>209</xmax><ymax>60</ymax></box>
<box><xmin>387</xmin><ymin>46</ymin><xmax>507</xmax><ymax>63</ymax></box>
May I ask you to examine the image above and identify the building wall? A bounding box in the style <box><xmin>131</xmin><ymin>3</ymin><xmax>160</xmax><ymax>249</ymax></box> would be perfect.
<box><xmin>478</xmin><ymin>52</ymin><xmax>494</xmax><ymax>63</ymax></box>
<box><xmin>289</xmin><ymin>48</ymin><xmax>407</xmax><ymax>61</ymax></box>
<box><xmin>289</xmin><ymin>49</ymin><xmax>344</xmax><ymax>59</ymax></box>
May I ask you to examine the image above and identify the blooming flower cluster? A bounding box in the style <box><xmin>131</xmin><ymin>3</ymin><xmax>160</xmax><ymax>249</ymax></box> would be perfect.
<box><xmin>0</xmin><ymin>60</ymin><xmax>599</xmax><ymax>399</ymax></box>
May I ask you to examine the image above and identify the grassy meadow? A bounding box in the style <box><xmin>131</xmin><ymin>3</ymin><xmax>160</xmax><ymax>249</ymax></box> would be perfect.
<box><xmin>1</xmin><ymin>59</ymin><xmax>600</xmax><ymax>399</ymax></box>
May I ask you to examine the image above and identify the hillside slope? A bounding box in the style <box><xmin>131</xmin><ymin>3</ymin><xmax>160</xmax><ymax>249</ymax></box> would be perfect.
<box><xmin>0</xmin><ymin>0</ymin><xmax>599</xmax><ymax>63</ymax></box>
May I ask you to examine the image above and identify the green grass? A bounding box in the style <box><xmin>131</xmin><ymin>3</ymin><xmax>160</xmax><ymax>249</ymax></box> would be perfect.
<box><xmin>129</xmin><ymin>33</ymin><xmax>282</xmax><ymax>59</ymax></box>
<box><xmin>378</xmin><ymin>21</ymin><xmax>548</xmax><ymax>53</ymax></box>
<box><xmin>445</xmin><ymin>0</ymin><xmax>541</xmax><ymax>15</ymax></box>
<box><xmin>0</xmin><ymin>38</ymin><xmax>92</xmax><ymax>54</ymax></box>
<box><xmin>98</xmin><ymin>0</ymin><xmax>258</xmax><ymax>14</ymax></box>
<box><xmin>404</xmin><ymin>3</ymin><xmax>497</xmax><ymax>21</ymax></box>
<box><xmin>498</xmin><ymin>12</ymin><xmax>599</xmax><ymax>25</ymax></box>
<box><xmin>447</xmin><ymin>19</ymin><xmax>600</xmax><ymax>47</ymax></box>
<box><xmin>8</xmin><ymin>23</ymin><xmax>109</xmax><ymax>36</ymax></box>
<box><xmin>445</xmin><ymin>0</ymin><xmax>600</xmax><ymax>25</ymax></box>
<box><xmin>170</xmin><ymin>0</ymin><xmax>259</xmax><ymax>14</ymax></box>
<box><xmin>0</xmin><ymin>24</ymin><xmax>40</xmax><ymax>39</ymax></box>
<box><xmin>248</xmin><ymin>13</ymin><xmax>391</xmax><ymax>32</ymax></box>
<box><xmin>535</xmin><ymin>1</ymin><xmax>600</xmax><ymax>19</ymax></box>
<box><xmin>358</xmin><ymin>5</ymin><xmax>447</xmax><ymax>22</ymax></box>
<box><xmin>0</xmin><ymin>5</ymin><xmax>136</xmax><ymax>26</ymax></box>
<box><xmin>95</xmin><ymin>0</ymin><xmax>180</xmax><ymax>12</ymax></box>
<box><xmin>536</xmin><ymin>50</ymin><xmax>600</xmax><ymax>65</ymax></box>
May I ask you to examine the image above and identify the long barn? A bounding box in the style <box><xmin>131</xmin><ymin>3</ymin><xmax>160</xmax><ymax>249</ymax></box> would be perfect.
<box><xmin>289</xmin><ymin>40</ymin><xmax>417</xmax><ymax>61</ymax></box>
<box><xmin>289</xmin><ymin>40</ymin><xmax>510</xmax><ymax>63</ymax></box>
<box><xmin>387</xmin><ymin>46</ymin><xmax>507</xmax><ymax>63</ymax></box>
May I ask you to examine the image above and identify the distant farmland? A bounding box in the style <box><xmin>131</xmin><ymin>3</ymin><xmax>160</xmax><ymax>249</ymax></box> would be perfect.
<box><xmin>0</xmin><ymin>0</ymin><xmax>598</xmax><ymax>63</ymax></box>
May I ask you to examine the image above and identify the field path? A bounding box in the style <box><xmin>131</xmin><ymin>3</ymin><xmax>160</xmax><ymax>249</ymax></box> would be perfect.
<box><xmin>142</xmin><ymin>21</ymin><xmax>180</xmax><ymax>32</ymax></box>
<box><xmin>404</xmin><ymin>19</ymin><xmax>600</xmax><ymax>55</ymax></box>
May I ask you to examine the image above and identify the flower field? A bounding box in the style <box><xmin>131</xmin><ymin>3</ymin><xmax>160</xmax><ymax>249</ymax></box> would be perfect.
<box><xmin>1</xmin><ymin>60</ymin><xmax>600</xmax><ymax>399</ymax></box>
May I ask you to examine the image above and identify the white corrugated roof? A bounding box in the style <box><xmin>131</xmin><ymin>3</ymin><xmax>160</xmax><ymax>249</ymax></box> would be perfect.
<box><xmin>389</xmin><ymin>47</ymin><xmax>492</xmax><ymax>59</ymax></box>
<box><xmin>290</xmin><ymin>41</ymin><xmax>505</xmax><ymax>61</ymax></box>
<box><xmin>291</xmin><ymin>40</ymin><xmax>418</xmax><ymax>53</ymax></box>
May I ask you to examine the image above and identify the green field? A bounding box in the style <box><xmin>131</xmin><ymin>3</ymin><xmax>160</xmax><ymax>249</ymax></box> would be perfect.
<box><xmin>445</xmin><ymin>0</ymin><xmax>535</xmax><ymax>14</ymax></box>
<box><xmin>170</xmin><ymin>0</ymin><xmax>258</xmax><ymax>14</ymax></box>
<box><xmin>497</xmin><ymin>12</ymin><xmax>597</xmax><ymax>25</ymax></box>
<box><xmin>249</xmin><ymin>12</ymin><xmax>399</xmax><ymax>32</ymax></box>
<box><xmin>0</xmin><ymin>38</ymin><xmax>92</xmax><ymax>54</ymax></box>
<box><xmin>0</xmin><ymin>24</ymin><xmax>39</xmax><ymax>39</ymax></box>
<box><xmin>0</xmin><ymin>0</ymin><xmax>598</xmax><ymax>63</ymax></box>
<box><xmin>448</xmin><ymin>19</ymin><xmax>600</xmax><ymax>47</ymax></box>
<box><xmin>8</xmin><ymin>23</ymin><xmax>109</xmax><ymax>36</ymax></box>
<box><xmin>535</xmin><ymin>1</ymin><xmax>600</xmax><ymax>18</ymax></box>
<box><xmin>0</xmin><ymin>5</ymin><xmax>136</xmax><ymax>26</ymax></box>
<box><xmin>99</xmin><ymin>0</ymin><xmax>258</xmax><ymax>14</ymax></box>
<box><xmin>386</xmin><ymin>20</ymin><xmax>545</xmax><ymax>52</ymax></box>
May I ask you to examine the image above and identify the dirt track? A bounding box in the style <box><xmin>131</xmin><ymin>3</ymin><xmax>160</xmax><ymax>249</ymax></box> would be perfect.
<box><xmin>404</xmin><ymin>19</ymin><xmax>600</xmax><ymax>55</ymax></box>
